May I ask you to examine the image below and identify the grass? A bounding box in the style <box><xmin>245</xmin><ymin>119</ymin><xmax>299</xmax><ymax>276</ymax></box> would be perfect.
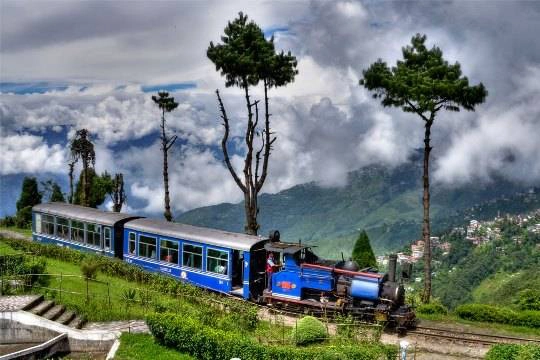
<box><xmin>115</xmin><ymin>333</ymin><xmax>195</xmax><ymax>360</ymax></box>
<box><xmin>0</xmin><ymin>241</ymin><xmax>22</xmax><ymax>255</ymax></box>
<box><xmin>417</xmin><ymin>312</ymin><xmax>540</xmax><ymax>337</ymax></box>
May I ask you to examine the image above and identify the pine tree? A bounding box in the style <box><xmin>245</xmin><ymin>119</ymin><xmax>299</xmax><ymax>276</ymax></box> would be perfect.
<box><xmin>359</xmin><ymin>34</ymin><xmax>487</xmax><ymax>303</ymax></box>
<box><xmin>352</xmin><ymin>230</ymin><xmax>377</xmax><ymax>269</ymax></box>
<box><xmin>50</xmin><ymin>183</ymin><xmax>65</xmax><ymax>202</ymax></box>
<box><xmin>16</xmin><ymin>177</ymin><xmax>42</xmax><ymax>227</ymax></box>
<box><xmin>73</xmin><ymin>169</ymin><xmax>111</xmax><ymax>208</ymax></box>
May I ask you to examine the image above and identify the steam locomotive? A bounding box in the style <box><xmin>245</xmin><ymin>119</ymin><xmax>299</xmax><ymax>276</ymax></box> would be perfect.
<box><xmin>263</xmin><ymin>233</ymin><xmax>416</xmax><ymax>331</ymax></box>
<box><xmin>31</xmin><ymin>203</ymin><xmax>415</xmax><ymax>331</ymax></box>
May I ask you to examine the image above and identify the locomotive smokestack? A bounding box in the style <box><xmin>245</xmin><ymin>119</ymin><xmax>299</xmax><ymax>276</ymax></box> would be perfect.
<box><xmin>388</xmin><ymin>254</ymin><xmax>397</xmax><ymax>283</ymax></box>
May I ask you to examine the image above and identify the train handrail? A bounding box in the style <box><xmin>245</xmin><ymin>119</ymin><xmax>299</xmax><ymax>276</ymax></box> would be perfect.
<box><xmin>300</xmin><ymin>263</ymin><xmax>383</xmax><ymax>279</ymax></box>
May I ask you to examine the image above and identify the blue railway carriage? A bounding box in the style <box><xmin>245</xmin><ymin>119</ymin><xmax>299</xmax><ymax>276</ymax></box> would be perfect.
<box><xmin>32</xmin><ymin>203</ymin><xmax>140</xmax><ymax>258</ymax></box>
<box><xmin>123</xmin><ymin>218</ymin><xmax>269</xmax><ymax>299</ymax></box>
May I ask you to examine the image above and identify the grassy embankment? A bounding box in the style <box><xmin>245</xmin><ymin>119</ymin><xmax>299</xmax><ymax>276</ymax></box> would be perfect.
<box><xmin>0</xmin><ymin>236</ymin><xmax>382</xmax><ymax>346</ymax></box>
<box><xmin>115</xmin><ymin>333</ymin><xmax>195</xmax><ymax>360</ymax></box>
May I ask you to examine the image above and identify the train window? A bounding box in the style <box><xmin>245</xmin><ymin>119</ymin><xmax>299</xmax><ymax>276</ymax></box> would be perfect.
<box><xmin>128</xmin><ymin>232</ymin><xmax>136</xmax><ymax>254</ymax></box>
<box><xmin>139</xmin><ymin>235</ymin><xmax>157</xmax><ymax>259</ymax></box>
<box><xmin>182</xmin><ymin>244</ymin><xmax>202</xmax><ymax>270</ymax></box>
<box><xmin>104</xmin><ymin>227</ymin><xmax>111</xmax><ymax>251</ymax></box>
<box><xmin>71</xmin><ymin>221</ymin><xmax>85</xmax><ymax>243</ymax></box>
<box><xmin>42</xmin><ymin>214</ymin><xmax>55</xmax><ymax>236</ymax></box>
<box><xmin>87</xmin><ymin>224</ymin><xmax>101</xmax><ymax>248</ymax></box>
<box><xmin>35</xmin><ymin>213</ymin><xmax>42</xmax><ymax>233</ymax></box>
<box><xmin>160</xmin><ymin>239</ymin><xmax>178</xmax><ymax>264</ymax></box>
<box><xmin>206</xmin><ymin>248</ymin><xmax>228</xmax><ymax>275</ymax></box>
<box><xmin>56</xmin><ymin>217</ymin><xmax>69</xmax><ymax>239</ymax></box>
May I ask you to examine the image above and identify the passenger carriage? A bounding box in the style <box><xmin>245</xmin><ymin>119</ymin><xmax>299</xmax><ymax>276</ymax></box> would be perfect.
<box><xmin>32</xmin><ymin>203</ymin><xmax>140</xmax><ymax>257</ymax></box>
<box><xmin>122</xmin><ymin>218</ymin><xmax>269</xmax><ymax>299</ymax></box>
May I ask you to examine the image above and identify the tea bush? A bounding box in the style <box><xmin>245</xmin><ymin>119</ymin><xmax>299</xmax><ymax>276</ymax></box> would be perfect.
<box><xmin>485</xmin><ymin>344</ymin><xmax>540</xmax><ymax>360</ymax></box>
<box><xmin>147</xmin><ymin>312</ymin><xmax>397</xmax><ymax>360</ymax></box>
<box><xmin>292</xmin><ymin>316</ymin><xmax>327</xmax><ymax>345</ymax></box>
<box><xmin>416</xmin><ymin>302</ymin><xmax>448</xmax><ymax>315</ymax></box>
<box><xmin>456</xmin><ymin>303</ymin><xmax>540</xmax><ymax>328</ymax></box>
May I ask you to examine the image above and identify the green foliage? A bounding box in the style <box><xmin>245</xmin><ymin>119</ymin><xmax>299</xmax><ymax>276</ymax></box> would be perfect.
<box><xmin>50</xmin><ymin>183</ymin><xmax>65</xmax><ymax>202</ymax></box>
<box><xmin>0</xmin><ymin>254</ymin><xmax>48</xmax><ymax>289</ymax></box>
<box><xmin>147</xmin><ymin>312</ymin><xmax>397</xmax><ymax>360</ymax></box>
<box><xmin>360</xmin><ymin>33</ymin><xmax>487</xmax><ymax>116</ymax></box>
<box><xmin>485</xmin><ymin>344</ymin><xmax>540</xmax><ymax>360</ymax></box>
<box><xmin>517</xmin><ymin>289</ymin><xmax>540</xmax><ymax>311</ymax></box>
<box><xmin>292</xmin><ymin>316</ymin><xmax>327</xmax><ymax>345</ymax></box>
<box><xmin>455</xmin><ymin>304</ymin><xmax>540</xmax><ymax>328</ymax></box>
<box><xmin>351</xmin><ymin>230</ymin><xmax>376</xmax><ymax>268</ymax></box>
<box><xmin>152</xmin><ymin>91</ymin><xmax>179</xmax><ymax>113</ymax></box>
<box><xmin>41</xmin><ymin>180</ymin><xmax>65</xmax><ymax>203</ymax></box>
<box><xmin>15</xmin><ymin>177</ymin><xmax>42</xmax><ymax>227</ymax></box>
<box><xmin>73</xmin><ymin>169</ymin><xmax>113</xmax><ymax>208</ymax></box>
<box><xmin>207</xmin><ymin>12</ymin><xmax>297</xmax><ymax>89</ymax></box>
<box><xmin>416</xmin><ymin>302</ymin><xmax>448</xmax><ymax>315</ymax></box>
<box><xmin>80</xmin><ymin>258</ymin><xmax>100</xmax><ymax>279</ymax></box>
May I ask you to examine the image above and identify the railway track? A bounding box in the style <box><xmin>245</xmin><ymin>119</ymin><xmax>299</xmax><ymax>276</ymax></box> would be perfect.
<box><xmin>409</xmin><ymin>325</ymin><xmax>540</xmax><ymax>346</ymax></box>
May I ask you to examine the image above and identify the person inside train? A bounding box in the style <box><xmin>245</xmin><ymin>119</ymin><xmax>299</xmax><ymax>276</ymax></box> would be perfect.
<box><xmin>266</xmin><ymin>252</ymin><xmax>279</xmax><ymax>290</ymax></box>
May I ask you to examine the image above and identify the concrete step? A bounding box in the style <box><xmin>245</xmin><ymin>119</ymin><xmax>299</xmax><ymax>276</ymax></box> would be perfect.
<box><xmin>43</xmin><ymin>304</ymin><xmax>66</xmax><ymax>321</ymax></box>
<box><xmin>67</xmin><ymin>316</ymin><xmax>85</xmax><ymax>329</ymax></box>
<box><xmin>30</xmin><ymin>300</ymin><xmax>55</xmax><ymax>316</ymax></box>
<box><xmin>21</xmin><ymin>294</ymin><xmax>45</xmax><ymax>311</ymax></box>
<box><xmin>57</xmin><ymin>310</ymin><xmax>76</xmax><ymax>325</ymax></box>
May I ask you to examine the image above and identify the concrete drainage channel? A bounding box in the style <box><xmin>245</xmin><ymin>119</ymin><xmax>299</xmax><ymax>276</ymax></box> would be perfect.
<box><xmin>0</xmin><ymin>310</ymin><xmax>119</xmax><ymax>359</ymax></box>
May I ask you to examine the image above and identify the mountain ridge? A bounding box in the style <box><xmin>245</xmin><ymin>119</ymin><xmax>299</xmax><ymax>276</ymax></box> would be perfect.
<box><xmin>177</xmin><ymin>160</ymin><xmax>539</xmax><ymax>258</ymax></box>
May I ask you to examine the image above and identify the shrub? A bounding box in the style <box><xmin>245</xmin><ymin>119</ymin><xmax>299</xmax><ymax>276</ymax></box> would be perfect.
<box><xmin>416</xmin><ymin>302</ymin><xmax>448</xmax><ymax>315</ymax></box>
<box><xmin>0</xmin><ymin>216</ymin><xmax>16</xmax><ymax>227</ymax></box>
<box><xmin>147</xmin><ymin>313</ymin><xmax>398</xmax><ymax>360</ymax></box>
<box><xmin>292</xmin><ymin>316</ymin><xmax>327</xmax><ymax>345</ymax></box>
<box><xmin>517</xmin><ymin>289</ymin><xmax>540</xmax><ymax>311</ymax></box>
<box><xmin>485</xmin><ymin>344</ymin><xmax>540</xmax><ymax>360</ymax></box>
<box><xmin>80</xmin><ymin>259</ymin><xmax>100</xmax><ymax>279</ymax></box>
<box><xmin>455</xmin><ymin>303</ymin><xmax>540</xmax><ymax>328</ymax></box>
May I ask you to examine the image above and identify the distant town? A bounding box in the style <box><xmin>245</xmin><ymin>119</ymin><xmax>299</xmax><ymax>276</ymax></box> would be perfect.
<box><xmin>377</xmin><ymin>208</ymin><xmax>540</xmax><ymax>267</ymax></box>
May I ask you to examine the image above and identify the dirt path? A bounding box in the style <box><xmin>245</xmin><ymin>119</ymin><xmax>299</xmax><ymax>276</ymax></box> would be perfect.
<box><xmin>0</xmin><ymin>229</ymin><xmax>31</xmax><ymax>241</ymax></box>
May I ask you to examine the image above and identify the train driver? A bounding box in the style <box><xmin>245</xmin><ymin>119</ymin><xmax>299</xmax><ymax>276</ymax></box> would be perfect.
<box><xmin>266</xmin><ymin>252</ymin><xmax>276</xmax><ymax>291</ymax></box>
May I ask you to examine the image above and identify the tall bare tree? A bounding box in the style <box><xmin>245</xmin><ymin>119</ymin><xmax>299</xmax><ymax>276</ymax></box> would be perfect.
<box><xmin>208</xmin><ymin>12</ymin><xmax>298</xmax><ymax>235</ymax></box>
<box><xmin>68</xmin><ymin>160</ymin><xmax>75</xmax><ymax>204</ymax></box>
<box><xmin>110</xmin><ymin>173</ymin><xmax>126</xmax><ymax>212</ymax></box>
<box><xmin>69</xmin><ymin>129</ymin><xmax>96</xmax><ymax>207</ymax></box>
<box><xmin>360</xmin><ymin>34</ymin><xmax>487</xmax><ymax>303</ymax></box>
<box><xmin>152</xmin><ymin>91</ymin><xmax>179</xmax><ymax>222</ymax></box>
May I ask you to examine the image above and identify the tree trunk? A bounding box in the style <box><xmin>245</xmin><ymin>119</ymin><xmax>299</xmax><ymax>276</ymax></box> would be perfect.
<box><xmin>242</xmin><ymin>82</ymin><xmax>258</xmax><ymax>235</ymax></box>
<box><xmin>422</xmin><ymin>119</ymin><xmax>433</xmax><ymax>304</ymax></box>
<box><xmin>82</xmin><ymin>159</ymin><xmax>89</xmax><ymax>207</ymax></box>
<box><xmin>68</xmin><ymin>162</ymin><xmax>75</xmax><ymax>204</ymax></box>
<box><xmin>162</xmin><ymin>109</ymin><xmax>173</xmax><ymax>222</ymax></box>
<box><xmin>112</xmin><ymin>174</ymin><xmax>124</xmax><ymax>213</ymax></box>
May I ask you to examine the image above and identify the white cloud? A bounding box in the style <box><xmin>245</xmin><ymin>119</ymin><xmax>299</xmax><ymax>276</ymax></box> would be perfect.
<box><xmin>0</xmin><ymin>134</ymin><xmax>66</xmax><ymax>175</ymax></box>
<box><xmin>434</xmin><ymin>65</ymin><xmax>540</xmax><ymax>185</ymax></box>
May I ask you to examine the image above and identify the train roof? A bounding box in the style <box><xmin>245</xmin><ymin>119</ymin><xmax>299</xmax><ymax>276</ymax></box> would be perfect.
<box><xmin>125</xmin><ymin>218</ymin><xmax>267</xmax><ymax>251</ymax></box>
<box><xmin>264</xmin><ymin>241</ymin><xmax>312</xmax><ymax>254</ymax></box>
<box><xmin>32</xmin><ymin>203</ymin><xmax>140</xmax><ymax>226</ymax></box>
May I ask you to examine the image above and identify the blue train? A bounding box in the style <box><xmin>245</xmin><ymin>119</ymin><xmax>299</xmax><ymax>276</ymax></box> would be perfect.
<box><xmin>32</xmin><ymin>203</ymin><xmax>416</xmax><ymax>330</ymax></box>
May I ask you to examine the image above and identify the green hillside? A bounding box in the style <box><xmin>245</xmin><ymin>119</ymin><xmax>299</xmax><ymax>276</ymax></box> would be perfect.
<box><xmin>432</xmin><ymin>212</ymin><xmax>540</xmax><ymax>310</ymax></box>
<box><xmin>177</xmin><ymin>160</ymin><xmax>539</xmax><ymax>258</ymax></box>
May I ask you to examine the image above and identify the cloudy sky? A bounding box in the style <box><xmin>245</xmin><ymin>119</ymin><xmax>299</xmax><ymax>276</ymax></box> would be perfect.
<box><xmin>1</xmin><ymin>0</ymin><xmax>540</xmax><ymax>217</ymax></box>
